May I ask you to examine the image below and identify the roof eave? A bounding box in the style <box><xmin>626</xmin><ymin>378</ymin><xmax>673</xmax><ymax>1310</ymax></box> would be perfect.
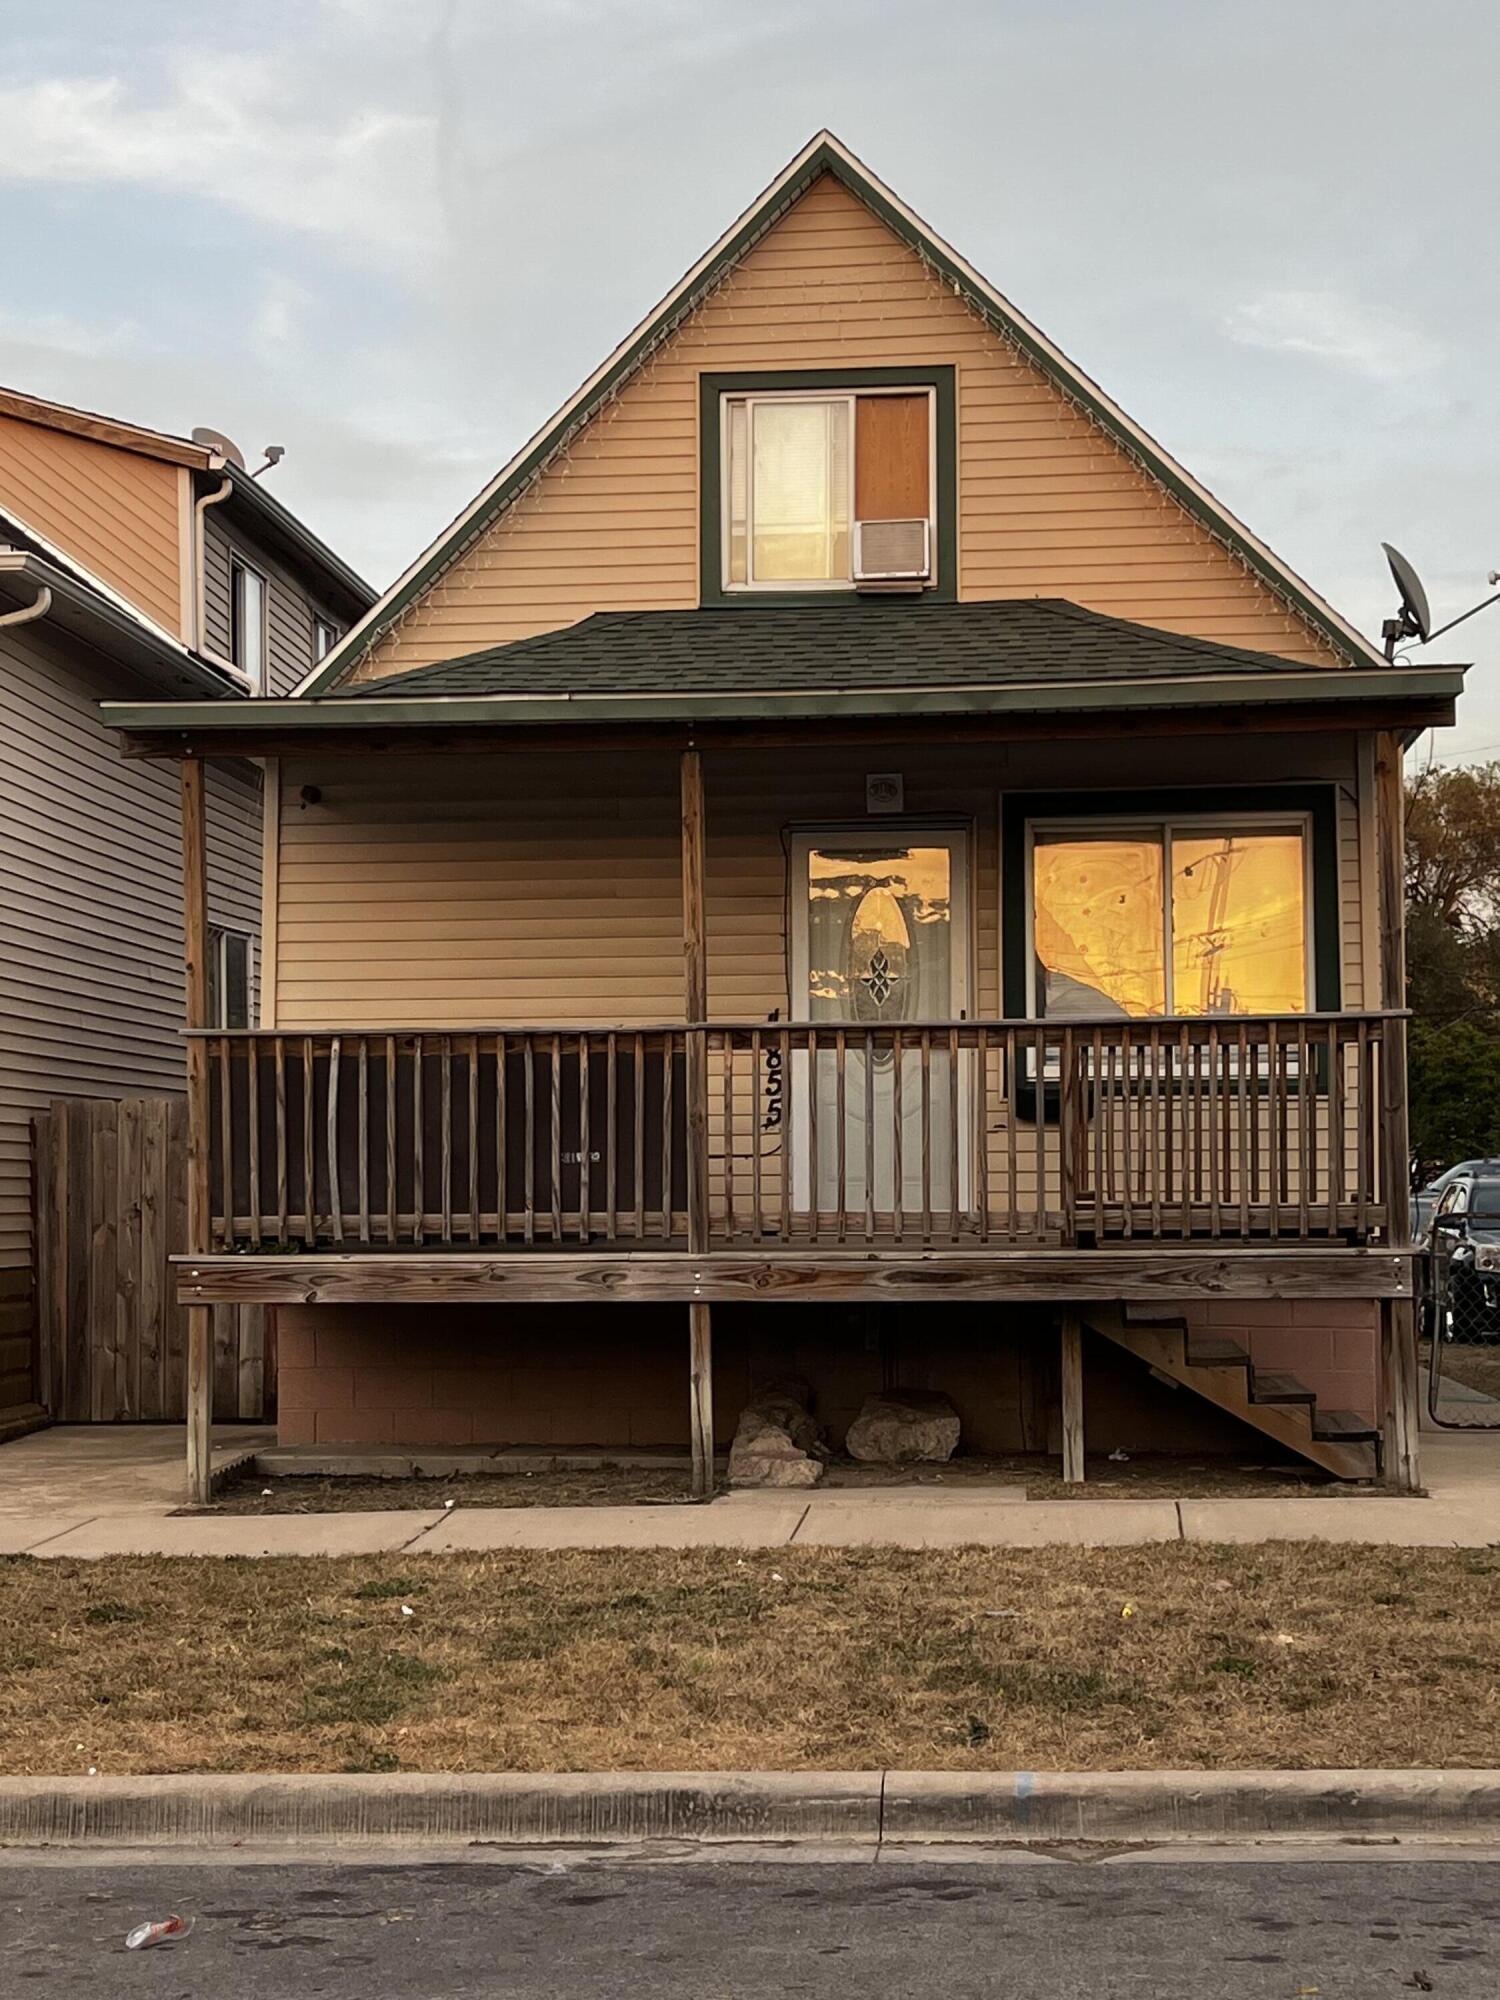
<box><xmin>0</xmin><ymin>382</ymin><xmax>213</xmax><ymax>470</ymax></box>
<box><xmin>0</xmin><ymin>552</ymin><xmax>241</xmax><ymax>698</ymax></box>
<box><xmin>103</xmin><ymin>662</ymin><xmax>1467</xmax><ymax>741</ymax></box>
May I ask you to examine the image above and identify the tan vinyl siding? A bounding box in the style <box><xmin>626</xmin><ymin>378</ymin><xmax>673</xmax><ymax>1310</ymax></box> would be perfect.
<box><xmin>354</xmin><ymin>173</ymin><xmax>1341</xmax><ymax>680</ymax></box>
<box><xmin>0</xmin><ymin>413</ymin><xmax>184</xmax><ymax>636</ymax></box>
<box><xmin>203</xmin><ymin>514</ymin><xmax>332</xmax><ymax>695</ymax></box>
<box><xmin>273</xmin><ymin>733</ymin><xmax>1362</xmax><ymax>1032</ymax></box>
<box><xmin>0</xmin><ymin>623</ymin><xmax>260</xmax><ymax>1270</ymax></box>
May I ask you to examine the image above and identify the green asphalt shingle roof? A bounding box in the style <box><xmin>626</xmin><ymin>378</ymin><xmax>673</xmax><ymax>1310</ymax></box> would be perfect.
<box><xmin>340</xmin><ymin>598</ymin><xmax>1323</xmax><ymax>701</ymax></box>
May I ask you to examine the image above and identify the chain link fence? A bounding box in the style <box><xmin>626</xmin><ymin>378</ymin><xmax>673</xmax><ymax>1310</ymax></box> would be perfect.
<box><xmin>1424</xmin><ymin>1227</ymin><xmax>1500</xmax><ymax>1428</ymax></box>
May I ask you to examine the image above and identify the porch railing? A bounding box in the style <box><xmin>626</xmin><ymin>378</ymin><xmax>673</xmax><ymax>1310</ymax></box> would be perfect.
<box><xmin>193</xmin><ymin>1012</ymin><xmax>1399</xmax><ymax>1253</ymax></box>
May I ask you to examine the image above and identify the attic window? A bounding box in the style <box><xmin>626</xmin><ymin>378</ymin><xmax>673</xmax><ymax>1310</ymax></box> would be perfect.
<box><xmin>722</xmin><ymin>388</ymin><xmax>933</xmax><ymax>590</ymax></box>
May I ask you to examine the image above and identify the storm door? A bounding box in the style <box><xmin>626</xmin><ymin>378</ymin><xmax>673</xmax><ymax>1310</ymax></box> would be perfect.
<box><xmin>789</xmin><ymin>829</ymin><xmax>971</xmax><ymax>1219</ymax></box>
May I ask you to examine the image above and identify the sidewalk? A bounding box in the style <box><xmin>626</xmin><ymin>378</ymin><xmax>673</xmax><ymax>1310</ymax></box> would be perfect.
<box><xmin>2</xmin><ymin>1427</ymin><xmax>1498</xmax><ymax>1556</ymax></box>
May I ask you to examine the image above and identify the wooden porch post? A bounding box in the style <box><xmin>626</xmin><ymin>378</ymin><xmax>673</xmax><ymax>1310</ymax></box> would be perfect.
<box><xmin>181</xmin><ymin>758</ymin><xmax>213</xmax><ymax>1504</ymax></box>
<box><xmin>1060</xmin><ymin>1311</ymin><xmax>1085</xmax><ymax>1484</ymax></box>
<box><xmin>681</xmin><ymin>745</ymin><xmax>714</xmax><ymax>1495</ymax></box>
<box><xmin>1375</xmin><ymin>729</ymin><xmax>1420</xmax><ymax>1492</ymax></box>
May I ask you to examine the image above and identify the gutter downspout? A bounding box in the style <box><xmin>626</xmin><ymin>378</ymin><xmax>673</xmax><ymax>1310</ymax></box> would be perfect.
<box><xmin>193</xmin><ymin>465</ymin><xmax>234</xmax><ymax>663</ymax></box>
<box><xmin>0</xmin><ymin>582</ymin><xmax>52</xmax><ymax>631</ymax></box>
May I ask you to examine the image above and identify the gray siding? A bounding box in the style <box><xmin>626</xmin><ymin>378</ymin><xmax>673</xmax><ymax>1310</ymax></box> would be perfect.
<box><xmin>0</xmin><ymin>621</ymin><xmax>261</xmax><ymax>1270</ymax></box>
<box><xmin>204</xmin><ymin>513</ymin><xmax>342</xmax><ymax>696</ymax></box>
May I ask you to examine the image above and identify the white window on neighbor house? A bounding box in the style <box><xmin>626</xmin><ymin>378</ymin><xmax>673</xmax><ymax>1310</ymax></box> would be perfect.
<box><xmin>207</xmin><ymin>926</ymin><xmax>253</xmax><ymax>1030</ymax></box>
<box><xmin>314</xmin><ymin>617</ymin><xmax>340</xmax><ymax>662</ymax></box>
<box><xmin>230</xmin><ymin>557</ymin><xmax>267</xmax><ymax>690</ymax></box>
<box><xmin>1027</xmin><ymin>817</ymin><xmax>1312</xmax><ymax>1020</ymax></box>
<box><xmin>722</xmin><ymin>388</ymin><xmax>934</xmax><ymax>590</ymax></box>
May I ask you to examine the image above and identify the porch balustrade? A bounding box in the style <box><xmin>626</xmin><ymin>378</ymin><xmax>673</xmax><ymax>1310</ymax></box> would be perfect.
<box><xmin>193</xmin><ymin>1011</ymin><xmax>1400</xmax><ymax>1254</ymax></box>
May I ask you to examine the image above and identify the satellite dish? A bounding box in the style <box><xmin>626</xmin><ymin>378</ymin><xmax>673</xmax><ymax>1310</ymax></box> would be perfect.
<box><xmin>1381</xmin><ymin>542</ymin><xmax>1431</xmax><ymax>658</ymax></box>
<box><xmin>190</xmin><ymin>426</ymin><xmax>246</xmax><ymax>470</ymax></box>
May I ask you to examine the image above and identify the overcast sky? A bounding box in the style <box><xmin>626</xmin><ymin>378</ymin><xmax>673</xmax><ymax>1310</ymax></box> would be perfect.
<box><xmin>2</xmin><ymin>0</ymin><xmax>1495</xmax><ymax>754</ymax></box>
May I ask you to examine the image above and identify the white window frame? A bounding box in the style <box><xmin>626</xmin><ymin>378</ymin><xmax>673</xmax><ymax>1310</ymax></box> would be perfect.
<box><xmin>230</xmin><ymin>557</ymin><xmax>269</xmax><ymax>692</ymax></box>
<box><xmin>1022</xmin><ymin>810</ymin><xmax>1316</xmax><ymax>1021</ymax></box>
<box><xmin>313</xmin><ymin>616</ymin><xmax>340</xmax><ymax>662</ymax></box>
<box><xmin>720</xmin><ymin>386</ymin><xmax>937</xmax><ymax>594</ymax></box>
<box><xmin>207</xmin><ymin>924</ymin><xmax>255</xmax><ymax>1030</ymax></box>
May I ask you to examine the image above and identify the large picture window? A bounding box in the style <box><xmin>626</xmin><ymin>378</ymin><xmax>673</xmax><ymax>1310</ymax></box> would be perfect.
<box><xmin>1029</xmin><ymin>818</ymin><xmax>1310</xmax><ymax>1020</ymax></box>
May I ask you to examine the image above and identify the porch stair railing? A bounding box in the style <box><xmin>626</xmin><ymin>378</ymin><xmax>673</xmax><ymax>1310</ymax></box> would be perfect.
<box><xmin>192</xmin><ymin>1012</ymin><xmax>1399</xmax><ymax>1254</ymax></box>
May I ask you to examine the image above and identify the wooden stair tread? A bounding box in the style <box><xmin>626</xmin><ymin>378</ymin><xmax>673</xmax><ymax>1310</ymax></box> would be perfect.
<box><xmin>1312</xmin><ymin>1409</ymin><xmax>1381</xmax><ymax>1442</ymax></box>
<box><xmin>1249</xmin><ymin>1371</ymin><xmax>1316</xmax><ymax>1406</ymax></box>
<box><xmin>1185</xmin><ymin>1338</ymin><xmax>1251</xmax><ymax>1369</ymax></box>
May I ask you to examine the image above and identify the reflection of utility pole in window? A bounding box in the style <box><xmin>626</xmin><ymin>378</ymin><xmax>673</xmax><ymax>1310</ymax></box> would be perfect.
<box><xmin>1184</xmin><ymin>837</ymin><xmax>1239</xmax><ymax>1015</ymax></box>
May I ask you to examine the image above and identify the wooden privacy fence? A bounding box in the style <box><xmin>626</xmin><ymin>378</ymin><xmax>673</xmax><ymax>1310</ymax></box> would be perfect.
<box><xmin>32</xmin><ymin>1096</ymin><xmax>265</xmax><ymax>1423</ymax></box>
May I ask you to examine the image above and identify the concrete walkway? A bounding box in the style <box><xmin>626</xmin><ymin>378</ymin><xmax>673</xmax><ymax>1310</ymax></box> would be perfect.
<box><xmin>2</xmin><ymin>1426</ymin><xmax>1499</xmax><ymax>1555</ymax></box>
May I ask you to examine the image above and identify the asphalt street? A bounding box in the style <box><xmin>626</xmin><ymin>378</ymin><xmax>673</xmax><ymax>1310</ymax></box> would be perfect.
<box><xmin>2</xmin><ymin>1852</ymin><xmax>1497</xmax><ymax>1996</ymax></box>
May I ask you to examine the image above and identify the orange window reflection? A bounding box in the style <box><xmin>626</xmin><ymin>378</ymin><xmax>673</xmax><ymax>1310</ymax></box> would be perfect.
<box><xmin>1032</xmin><ymin>835</ymin><xmax>1164</xmax><ymax>1019</ymax></box>
<box><xmin>1032</xmin><ymin>824</ymin><xmax>1308</xmax><ymax>1019</ymax></box>
<box><xmin>1172</xmin><ymin>832</ymin><xmax>1305</xmax><ymax>1015</ymax></box>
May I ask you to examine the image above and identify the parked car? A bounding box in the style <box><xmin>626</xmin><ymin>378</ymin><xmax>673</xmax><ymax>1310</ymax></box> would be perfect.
<box><xmin>1429</xmin><ymin>1176</ymin><xmax>1500</xmax><ymax>1342</ymax></box>
<box><xmin>1414</xmin><ymin>1158</ymin><xmax>1500</xmax><ymax>1248</ymax></box>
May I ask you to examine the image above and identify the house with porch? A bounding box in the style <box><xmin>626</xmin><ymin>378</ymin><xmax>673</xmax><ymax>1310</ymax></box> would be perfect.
<box><xmin>0</xmin><ymin>384</ymin><xmax>372</xmax><ymax>1437</ymax></box>
<box><xmin>106</xmin><ymin>134</ymin><xmax>1463</xmax><ymax>1500</ymax></box>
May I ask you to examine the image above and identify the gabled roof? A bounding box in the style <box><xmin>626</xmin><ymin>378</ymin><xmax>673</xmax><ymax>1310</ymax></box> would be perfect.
<box><xmin>0</xmin><ymin>382</ymin><xmax>213</xmax><ymax>470</ymax></box>
<box><xmin>0</xmin><ymin>382</ymin><xmax>375</xmax><ymax>615</ymax></box>
<box><xmin>301</xmin><ymin>129</ymin><xmax>1384</xmax><ymax>697</ymax></box>
<box><xmin>339</xmin><ymin>598</ymin><xmax>1324</xmax><ymax>701</ymax></box>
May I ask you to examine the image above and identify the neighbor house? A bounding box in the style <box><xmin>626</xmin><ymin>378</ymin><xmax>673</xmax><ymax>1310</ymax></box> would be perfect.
<box><xmin>106</xmin><ymin>136</ymin><xmax>1463</xmax><ymax>1499</ymax></box>
<box><xmin>0</xmin><ymin>385</ymin><xmax>372</xmax><ymax>1437</ymax></box>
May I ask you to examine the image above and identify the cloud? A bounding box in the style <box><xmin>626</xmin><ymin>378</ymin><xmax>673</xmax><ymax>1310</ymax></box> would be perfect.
<box><xmin>0</xmin><ymin>55</ymin><xmax>439</xmax><ymax>272</ymax></box>
<box><xmin>1224</xmin><ymin>289</ymin><xmax>1443</xmax><ymax>382</ymax></box>
<box><xmin>251</xmin><ymin>274</ymin><xmax>316</xmax><ymax>358</ymax></box>
<box><xmin>0</xmin><ymin>307</ymin><xmax>144</xmax><ymax>361</ymax></box>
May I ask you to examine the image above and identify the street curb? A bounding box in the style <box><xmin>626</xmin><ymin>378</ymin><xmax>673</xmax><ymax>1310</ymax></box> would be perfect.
<box><xmin>4</xmin><ymin>1770</ymin><xmax>1500</xmax><ymax>1849</ymax></box>
<box><xmin>880</xmin><ymin>1770</ymin><xmax>1500</xmax><ymax>1842</ymax></box>
<box><xmin>0</xmin><ymin>1773</ymin><xmax>881</xmax><ymax>1849</ymax></box>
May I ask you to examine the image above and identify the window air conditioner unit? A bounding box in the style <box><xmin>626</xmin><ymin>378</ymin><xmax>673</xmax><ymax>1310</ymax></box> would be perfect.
<box><xmin>853</xmin><ymin>517</ymin><xmax>931</xmax><ymax>586</ymax></box>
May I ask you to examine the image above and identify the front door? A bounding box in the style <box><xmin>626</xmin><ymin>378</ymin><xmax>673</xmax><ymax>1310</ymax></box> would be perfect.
<box><xmin>789</xmin><ymin>828</ymin><xmax>970</xmax><ymax>1218</ymax></box>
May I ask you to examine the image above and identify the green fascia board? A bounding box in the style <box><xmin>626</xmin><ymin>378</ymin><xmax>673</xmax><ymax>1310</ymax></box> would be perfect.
<box><xmin>698</xmin><ymin>367</ymin><xmax>956</xmax><ymax>605</ymax></box>
<box><xmin>301</xmin><ymin>137</ymin><xmax>1382</xmax><ymax>697</ymax></box>
<box><xmin>102</xmin><ymin>664</ymin><xmax>1465</xmax><ymax>738</ymax></box>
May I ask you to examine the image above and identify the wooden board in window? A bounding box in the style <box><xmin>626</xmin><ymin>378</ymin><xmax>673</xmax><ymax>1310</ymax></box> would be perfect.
<box><xmin>855</xmin><ymin>394</ymin><xmax>930</xmax><ymax>521</ymax></box>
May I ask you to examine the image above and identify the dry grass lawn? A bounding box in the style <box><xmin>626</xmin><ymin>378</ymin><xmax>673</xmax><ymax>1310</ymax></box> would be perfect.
<box><xmin>1</xmin><ymin>1544</ymin><xmax>1496</xmax><ymax>1777</ymax></box>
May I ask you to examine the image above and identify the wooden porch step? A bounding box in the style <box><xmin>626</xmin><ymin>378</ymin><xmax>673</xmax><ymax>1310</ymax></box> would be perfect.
<box><xmin>1183</xmin><ymin>1336</ymin><xmax>1251</xmax><ymax>1370</ymax></box>
<box><xmin>1249</xmin><ymin>1371</ymin><xmax>1317</xmax><ymax>1407</ymax></box>
<box><xmin>1312</xmin><ymin>1408</ymin><xmax>1381</xmax><ymax>1443</ymax></box>
<box><xmin>1081</xmin><ymin>1304</ymin><xmax>1379</xmax><ymax>1482</ymax></box>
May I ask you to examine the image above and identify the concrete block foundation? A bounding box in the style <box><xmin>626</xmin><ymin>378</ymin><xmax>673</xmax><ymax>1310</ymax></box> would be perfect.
<box><xmin>273</xmin><ymin>1299</ymin><xmax>1381</xmax><ymax>1456</ymax></box>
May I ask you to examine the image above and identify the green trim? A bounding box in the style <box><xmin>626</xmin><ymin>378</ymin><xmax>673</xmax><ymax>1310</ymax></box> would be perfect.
<box><xmin>302</xmin><ymin>137</ymin><xmax>1379</xmax><ymax>696</ymax></box>
<box><xmin>102</xmin><ymin>664</ymin><xmax>1463</xmax><ymax>739</ymax></box>
<box><xmin>698</xmin><ymin>367</ymin><xmax>956</xmax><ymax>605</ymax></box>
<box><xmin>1001</xmin><ymin>785</ymin><xmax>1342</xmax><ymax>1021</ymax></box>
